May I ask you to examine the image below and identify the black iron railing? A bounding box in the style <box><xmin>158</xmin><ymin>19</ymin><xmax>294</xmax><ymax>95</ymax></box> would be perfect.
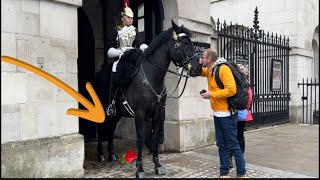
<box><xmin>217</xmin><ymin>7</ymin><xmax>291</xmax><ymax>128</ymax></box>
<box><xmin>298</xmin><ymin>78</ymin><xmax>319</xmax><ymax>124</ymax></box>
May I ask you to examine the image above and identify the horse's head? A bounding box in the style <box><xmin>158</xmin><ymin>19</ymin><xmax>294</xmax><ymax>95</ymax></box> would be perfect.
<box><xmin>168</xmin><ymin>20</ymin><xmax>201</xmax><ymax>77</ymax></box>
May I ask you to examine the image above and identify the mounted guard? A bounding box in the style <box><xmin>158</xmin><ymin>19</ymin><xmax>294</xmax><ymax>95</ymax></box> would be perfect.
<box><xmin>106</xmin><ymin>0</ymin><xmax>148</xmax><ymax>117</ymax></box>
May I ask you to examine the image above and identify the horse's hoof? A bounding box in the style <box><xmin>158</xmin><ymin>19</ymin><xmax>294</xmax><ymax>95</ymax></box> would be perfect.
<box><xmin>108</xmin><ymin>154</ymin><xmax>117</xmax><ymax>162</ymax></box>
<box><xmin>155</xmin><ymin>166</ymin><xmax>166</xmax><ymax>175</ymax></box>
<box><xmin>136</xmin><ymin>171</ymin><xmax>145</xmax><ymax>178</ymax></box>
<box><xmin>98</xmin><ymin>155</ymin><xmax>106</xmax><ymax>163</ymax></box>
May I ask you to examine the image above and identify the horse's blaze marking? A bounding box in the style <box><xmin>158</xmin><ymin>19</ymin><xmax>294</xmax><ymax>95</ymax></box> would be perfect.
<box><xmin>1</xmin><ymin>56</ymin><xmax>105</xmax><ymax>123</ymax></box>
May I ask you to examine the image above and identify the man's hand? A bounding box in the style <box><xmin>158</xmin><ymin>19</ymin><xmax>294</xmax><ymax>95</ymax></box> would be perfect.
<box><xmin>200</xmin><ymin>90</ymin><xmax>211</xmax><ymax>99</ymax></box>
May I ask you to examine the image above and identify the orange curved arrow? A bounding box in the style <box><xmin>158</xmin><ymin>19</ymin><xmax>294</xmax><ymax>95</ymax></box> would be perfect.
<box><xmin>1</xmin><ymin>56</ymin><xmax>105</xmax><ymax>123</ymax></box>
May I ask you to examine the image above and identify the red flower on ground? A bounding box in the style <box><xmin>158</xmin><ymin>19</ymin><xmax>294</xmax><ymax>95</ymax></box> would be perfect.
<box><xmin>122</xmin><ymin>149</ymin><xmax>137</xmax><ymax>164</ymax></box>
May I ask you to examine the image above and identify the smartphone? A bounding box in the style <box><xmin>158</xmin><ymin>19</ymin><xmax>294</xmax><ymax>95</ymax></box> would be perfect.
<box><xmin>199</xmin><ymin>89</ymin><xmax>206</xmax><ymax>94</ymax></box>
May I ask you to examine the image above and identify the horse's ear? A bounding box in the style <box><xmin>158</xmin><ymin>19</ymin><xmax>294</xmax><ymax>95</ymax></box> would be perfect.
<box><xmin>171</xmin><ymin>20</ymin><xmax>180</xmax><ymax>33</ymax></box>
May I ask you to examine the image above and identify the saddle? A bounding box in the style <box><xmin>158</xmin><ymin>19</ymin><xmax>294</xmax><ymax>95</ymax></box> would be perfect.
<box><xmin>112</xmin><ymin>48</ymin><xmax>143</xmax><ymax>88</ymax></box>
<box><xmin>108</xmin><ymin>48</ymin><xmax>143</xmax><ymax>117</ymax></box>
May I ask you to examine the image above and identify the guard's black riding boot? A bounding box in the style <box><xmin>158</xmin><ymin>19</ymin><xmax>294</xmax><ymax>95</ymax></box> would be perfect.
<box><xmin>106</xmin><ymin>73</ymin><xmax>118</xmax><ymax>117</ymax></box>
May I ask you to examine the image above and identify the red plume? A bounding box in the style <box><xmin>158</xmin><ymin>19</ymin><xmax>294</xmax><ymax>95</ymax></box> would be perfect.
<box><xmin>123</xmin><ymin>0</ymin><xmax>130</xmax><ymax>10</ymax></box>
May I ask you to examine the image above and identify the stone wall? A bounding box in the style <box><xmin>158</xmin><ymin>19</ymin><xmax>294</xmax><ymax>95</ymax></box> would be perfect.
<box><xmin>1</xmin><ymin>134</ymin><xmax>84</xmax><ymax>178</ymax></box>
<box><xmin>1</xmin><ymin>0</ymin><xmax>84</xmax><ymax>177</ymax></box>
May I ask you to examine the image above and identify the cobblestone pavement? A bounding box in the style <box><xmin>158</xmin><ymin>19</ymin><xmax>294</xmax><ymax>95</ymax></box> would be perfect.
<box><xmin>83</xmin><ymin>139</ymin><xmax>314</xmax><ymax>178</ymax></box>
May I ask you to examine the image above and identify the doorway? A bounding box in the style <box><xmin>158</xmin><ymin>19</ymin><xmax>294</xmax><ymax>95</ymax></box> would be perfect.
<box><xmin>77</xmin><ymin>0</ymin><xmax>164</xmax><ymax>142</ymax></box>
<box><xmin>77</xmin><ymin>7</ymin><xmax>96</xmax><ymax>142</ymax></box>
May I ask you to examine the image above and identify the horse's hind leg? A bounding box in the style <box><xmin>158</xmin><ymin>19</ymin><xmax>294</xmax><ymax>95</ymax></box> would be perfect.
<box><xmin>152</xmin><ymin>106</ymin><xmax>166</xmax><ymax>176</ymax></box>
<box><xmin>96</xmin><ymin>122</ymin><xmax>106</xmax><ymax>162</ymax></box>
<box><xmin>135</xmin><ymin>114</ymin><xmax>145</xmax><ymax>178</ymax></box>
<box><xmin>106</xmin><ymin>116</ymin><xmax>120</xmax><ymax>162</ymax></box>
<box><xmin>97</xmin><ymin>135</ymin><xmax>106</xmax><ymax>162</ymax></box>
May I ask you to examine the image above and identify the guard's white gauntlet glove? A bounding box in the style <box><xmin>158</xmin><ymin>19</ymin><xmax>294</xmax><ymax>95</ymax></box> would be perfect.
<box><xmin>107</xmin><ymin>47</ymin><xmax>122</xmax><ymax>58</ymax></box>
<box><xmin>139</xmin><ymin>44</ymin><xmax>148</xmax><ymax>52</ymax></box>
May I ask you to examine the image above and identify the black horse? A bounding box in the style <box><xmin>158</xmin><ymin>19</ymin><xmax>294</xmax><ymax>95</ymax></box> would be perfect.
<box><xmin>96</xmin><ymin>20</ymin><xmax>201</xmax><ymax>178</ymax></box>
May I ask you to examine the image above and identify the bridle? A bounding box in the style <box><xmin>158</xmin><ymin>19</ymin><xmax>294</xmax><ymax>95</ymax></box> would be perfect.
<box><xmin>140</xmin><ymin>31</ymin><xmax>198</xmax><ymax>102</ymax></box>
<box><xmin>146</xmin><ymin>31</ymin><xmax>198</xmax><ymax>77</ymax></box>
<box><xmin>166</xmin><ymin>31</ymin><xmax>198</xmax><ymax>99</ymax></box>
<box><xmin>171</xmin><ymin>31</ymin><xmax>198</xmax><ymax>74</ymax></box>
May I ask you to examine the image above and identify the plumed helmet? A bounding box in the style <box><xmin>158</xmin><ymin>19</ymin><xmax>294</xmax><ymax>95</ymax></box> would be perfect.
<box><xmin>121</xmin><ymin>1</ymin><xmax>134</xmax><ymax>18</ymax></box>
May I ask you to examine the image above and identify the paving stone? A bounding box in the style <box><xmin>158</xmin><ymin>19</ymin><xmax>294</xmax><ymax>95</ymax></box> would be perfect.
<box><xmin>83</xmin><ymin>138</ymin><xmax>314</xmax><ymax>178</ymax></box>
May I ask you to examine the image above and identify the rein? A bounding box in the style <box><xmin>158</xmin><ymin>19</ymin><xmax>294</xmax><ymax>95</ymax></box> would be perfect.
<box><xmin>147</xmin><ymin>60</ymin><xmax>190</xmax><ymax>78</ymax></box>
<box><xmin>167</xmin><ymin>72</ymin><xmax>189</xmax><ymax>99</ymax></box>
<box><xmin>140</xmin><ymin>63</ymin><xmax>189</xmax><ymax>102</ymax></box>
<box><xmin>140</xmin><ymin>65</ymin><xmax>167</xmax><ymax>103</ymax></box>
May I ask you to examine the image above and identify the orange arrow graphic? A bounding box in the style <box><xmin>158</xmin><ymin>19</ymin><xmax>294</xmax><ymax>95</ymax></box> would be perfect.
<box><xmin>1</xmin><ymin>56</ymin><xmax>105</xmax><ymax>123</ymax></box>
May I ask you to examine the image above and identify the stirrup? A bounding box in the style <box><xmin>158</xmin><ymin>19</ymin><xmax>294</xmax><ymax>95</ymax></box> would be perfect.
<box><xmin>106</xmin><ymin>100</ymin><xmax>116</xmax><ymax>117</ymax></box>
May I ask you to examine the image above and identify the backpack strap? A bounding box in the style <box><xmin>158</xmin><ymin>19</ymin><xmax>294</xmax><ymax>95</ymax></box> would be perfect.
<box><xmin>213</xmin><ymin>63</ymin><xmax>235</xmax><ymax>113</ymax></box>
<box><xmin>214</xmin><ymin>64</ymin><xmax>225</xmax><ymax>89</ymax></box>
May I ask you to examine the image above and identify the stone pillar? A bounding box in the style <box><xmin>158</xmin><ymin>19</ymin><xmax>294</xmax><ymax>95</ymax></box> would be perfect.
<box><xmin>1</xmin><ymin>0</ymin><xmax>84</xmax><ymax>177</ymax></box>
<box><xmin>162</xmin><ymin>0</ymin><xmax>216</xmax><ymax>152</ymax></box>
<box><xmin>288</xmin><ymin>1</ymin><xmax>319</xmax><ymax>124</ymax></box>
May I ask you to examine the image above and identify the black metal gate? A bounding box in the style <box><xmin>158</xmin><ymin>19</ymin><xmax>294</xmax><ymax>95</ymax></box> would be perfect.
<box><xmin>298</xmin><ymin>78</ymin><xmax>319</xmax><ymax>124</ymax></box>
<box><xmin>216</xmin><ymin>8</ymin><xmax>291</xmax><ymax>128</ymax></box>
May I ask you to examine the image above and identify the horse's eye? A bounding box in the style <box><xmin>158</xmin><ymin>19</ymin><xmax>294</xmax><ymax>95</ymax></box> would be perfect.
<box><xmin>183</xmin><ymin>39</ymin><xmax>190</xmax><ymax>45</ymax></box>
<box><xmin>183</xmin><ymin>38</ymin><xmax>190</xmax><ymax>45</ymax></box>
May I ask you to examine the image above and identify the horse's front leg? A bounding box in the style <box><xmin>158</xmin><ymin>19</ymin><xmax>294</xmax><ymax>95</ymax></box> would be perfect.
<box><xmin>135</xmin><ymin>113</ymin><xmax>145</xmax><ymax>178</ymax></box>
<box><xmin>152</xmin><ymin>106</ymin><xmax>166</xmax><ymax>176</ymax></box>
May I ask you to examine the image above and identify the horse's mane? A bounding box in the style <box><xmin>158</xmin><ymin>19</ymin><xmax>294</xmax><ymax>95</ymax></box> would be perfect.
<box><xmin>144</xmin><ymin>26</ymin><xmax>193</xmax><ymax>57</ymax></box>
